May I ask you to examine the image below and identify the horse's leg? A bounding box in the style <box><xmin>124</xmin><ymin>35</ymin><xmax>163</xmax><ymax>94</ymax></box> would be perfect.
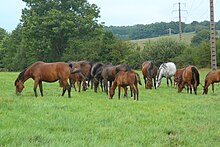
<box><xmin>166</xmin><ymin>77</ymin><xmax>169</xmax><ymax>87</ymax></box>
<box><xmin>169</xmin><ymin>77</ymin><xmax>173</xmax><ymax>86</ymax></box>
<box><xmin>118</xmin><ymin>86</ymin><xmax>121</xmax><ymax>100</ymax></box>
<box><xmin>123</xmin><ymin>87</ymin><xmax>128</xmax><ymax>98</ymax></box>
<box><xmin>144</xmin><ymin>77</ymin><xmax>147</xmax><ymax>89</ymax></box>
<box><xmin>39</xmin><ymin>81</ymin><xmax>43</xmax><ymax>96</ymax></box>
<box><xmin>104</xmin><ymin>79</ymin><xmax>108</xmax><ymax>95</ymax></box>
<box><xmin>154</xmin><ymin>78</ymin><xmax>156</xmax><ymax>89</ymax></box>
<box><xmin>78</xmin><ymin>81</ymin><xmax>81</xmax><ymax>92</ymax></box>
<box><xmin>135</xmin><ymin>83</ymin><xmax>139</xmax><ymax>101</ymax></box>
<box><xmin>130</xmin><ymin>84</ymin><xmax>136</xmax><ymax>100</ymax></box>
<box><xmin>61</xmin><ymin>80</ymin><xmax>67</xmax><ymax>97</ymax></box>
<box><xmin>33</xmin><ymin>79</ymin><xmax>39</xmax><ymax>97</ymax></box>
<box><xmin>212</xmin><ymin>83</ymin><xmax>214</xmax><ymax>93</ymax></box>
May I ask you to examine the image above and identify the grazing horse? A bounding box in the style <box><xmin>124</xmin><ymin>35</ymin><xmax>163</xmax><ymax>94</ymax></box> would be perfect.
<box><xmin>156</xmin><ymin>62</ymin><xmax>176</xmax><ymax>87</ymax></box>
<box><xmin>69</xmin><ymin>71</ymin><xmax>88</xmax><ymax>92</ymax></box>
<box><xmin>68</xmin><ymin>60</ymin><xmax>92</xmax><ymax>90</ymax></box>
<box><xmin>142</xmin><ymin>61</ymin><xmax>157</xmax><ymax>89</ymax></box>
<box><xmin>15</xmin><ymin>61</ymin><xmax>72</xmax><ymax>97</ymax></box>
<box><xmin>109</xmin><ymin>70</ymin><xmax>139</xmax><ymax>100</ymax></box>
<box><xmin>174</xmin><ymin>68</ymin><xmax>185</xmax><ymax>87</ymax></box>
<box><xmin>178</xmin><ymin>65</ymin><xmax>200</xmax><ymax>95</ymax></box>
<box><xmin>203</xmin><ymin>69</ymin><xmax>220</xmax><ymax>94</ymax></box>
<box><xmin>101</xmin><ymin>64</ymin><xmax>131</xmax><ymax>95</ymax></box>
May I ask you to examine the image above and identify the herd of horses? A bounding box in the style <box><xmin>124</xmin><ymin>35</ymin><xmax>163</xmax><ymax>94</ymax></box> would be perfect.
<box><xmin>15</xmin><ymin>60</ymin><xmax>220</xmax><ymax>99</ymax></box>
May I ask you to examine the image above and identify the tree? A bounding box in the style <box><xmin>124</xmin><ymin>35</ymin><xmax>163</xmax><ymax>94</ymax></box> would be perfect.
<box><xmin>141</xmin><ymin>38</ymin><xmax>186</xmax><ymax>66</ymax></box>
<box><xmin>191</xmin><ymin>29</ymin><xmax>210</xmax><ymax>46</ymax></box>
<box><xmin>20</xmin><ymin>0</ymin><xmax>102</xmax><ymax>64</ymax></box>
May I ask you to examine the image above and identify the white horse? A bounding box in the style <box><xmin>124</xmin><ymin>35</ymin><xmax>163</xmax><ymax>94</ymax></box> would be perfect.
<box><xmin>156</xmin><ymin>62</ymin><xmax>176</xmax><ymax>87</ymax></box>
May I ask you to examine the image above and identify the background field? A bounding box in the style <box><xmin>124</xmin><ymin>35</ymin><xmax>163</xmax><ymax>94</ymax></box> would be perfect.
<box><xmin>0</xmin><ymin>69</ymin><xmax>220</xmax><ymax>146</ymax></box>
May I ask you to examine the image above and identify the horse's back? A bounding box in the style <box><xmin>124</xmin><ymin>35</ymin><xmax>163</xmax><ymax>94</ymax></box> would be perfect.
<box><xmin>30</xmin><ymin>62</ymin><xmax>70</xmax><ymax>81</ymax></box>
<box><xmin>167</xmin><ymin>62</ymin><xmax>176</xmax><ymax>75</ymax></box>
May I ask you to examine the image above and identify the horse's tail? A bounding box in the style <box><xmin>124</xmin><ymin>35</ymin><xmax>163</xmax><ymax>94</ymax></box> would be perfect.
<box><xmin>135</xmin><ymin>72</ymin><xmax>142</xmax><ymax>85</ymax></box>
<box><xmin>191</xmin><ymin>66</ymin><xmax>200</xmax><ymax>86</ymax></box>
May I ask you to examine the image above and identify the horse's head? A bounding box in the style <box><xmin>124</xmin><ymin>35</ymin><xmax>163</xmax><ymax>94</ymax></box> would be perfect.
<box><xmin>109</xmin><ymin>87</ymin><xmax>115</xmax><ymax>99</ymax></box>
<box><xmin>146</xmin><ymin>79</ymin><xmax>153</xmax><ymax>89</ymax></box>
<box><xmin>15</xmin><ymin>79</ymin><xmax>24</xmax><ymax>95</ymax></box>
<box><xmin>203</xmin><ymin>86</ymin><xmax>208</xmax><ymax>94</ymax></box>
<box><xmin>177</xmin><ymin>83</ymin><xmax>184</xmax><ymax>93</ymax></box>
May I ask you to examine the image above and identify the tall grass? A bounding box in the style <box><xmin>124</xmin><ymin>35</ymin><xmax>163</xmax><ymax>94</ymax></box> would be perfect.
<box><xmin>0</xmin><ymin>70</ymin><xmax>220</xmax><ymax>146</ymax></box>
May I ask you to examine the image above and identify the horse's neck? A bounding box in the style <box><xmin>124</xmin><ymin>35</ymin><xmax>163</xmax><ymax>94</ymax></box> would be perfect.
<box><xmin>22</xmin><ymin>69</ymin><xmax>31</xmax><ymax>83</ymax></box>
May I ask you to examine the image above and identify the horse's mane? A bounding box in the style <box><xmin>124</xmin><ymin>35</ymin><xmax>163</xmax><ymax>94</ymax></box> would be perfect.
<box><xmin>14</xmin><ymin>68</ymin><xmax>27</xmax><ymax>85</ymax></box>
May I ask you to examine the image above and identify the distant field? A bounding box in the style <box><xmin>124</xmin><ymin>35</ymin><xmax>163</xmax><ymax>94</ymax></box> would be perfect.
<box><xmin>130</xmin><ymin>30</ymin><xmax>220</xmax><ymax>49</ymax></box>
<box><xmin>1</xmin><ymin>70</ymin><xmax>220</xmax><ymax>146</ymax></box>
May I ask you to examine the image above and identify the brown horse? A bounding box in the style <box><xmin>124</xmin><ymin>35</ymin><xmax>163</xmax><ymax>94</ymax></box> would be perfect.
<box><xmin>142</xmin><ymin>61</ymin><xmax>157</xmax><ymax>89</ymax></box>
<box><xmin>69</xmin><ymin>71</ymin><xmax>88</xmax><ymax>92</ymax></box>
<box><xmin>68</xmin><ymin>60</ymin><xmax>92</xmax><ymax>90</ymax></box>
<box><xmin>109</xmin><ymin>70</ymin><xmax>139</xmax><ymax>100</ymax></box>
<box><xmin>174</xmin><ymin>68</ymin><xmax>185</xmax><ymax>87</ymax></box>
<box><xmin>178</xmin><ymin>65</ymin><xmax>200</xmax><ymax>95</ymax></box>
<box><xmin>203</xmin><ymin>69</ymin><xmax>220</xmax><ymax>94</ymax></box>
<box><xmin>15</xmin><ymin>61</ymin><xmax>72</xmax><ymax>97</ymax></box>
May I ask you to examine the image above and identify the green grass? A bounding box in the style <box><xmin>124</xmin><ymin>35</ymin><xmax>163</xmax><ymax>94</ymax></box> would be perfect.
<box><xmin>0</xmin><ymin>70</ymin><xmax>220</xmax><ymax>146</ymax></box>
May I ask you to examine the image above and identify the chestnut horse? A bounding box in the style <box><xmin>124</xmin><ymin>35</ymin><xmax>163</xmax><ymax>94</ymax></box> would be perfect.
<box><xmin>15</xmin><ymin>61</ymin><xmax>73</xmax><ymax>97</ymax></box>
<box><xmin>101</xmin><ymin>64</ymin><xmax>131</xmax><ymax>95</ymax></box>
<box><xmin>109</xmin><ymin>70</ymin><xmax>139</xmax><ymax>100</ymax></box>
<box><xmin>142</xmin><ymin>61</ymin><xmax>157</xmax><ymax>89</ymax></box>
<box><xmin>174</xmin><ymin>68</ymin><xmax>185</xmax><ymax>87</ymax></box>
<box><xmin>178</xmin><ymin>65</ymin><xmax>200</xmax><ymax>95</ymax></box>
<box><xmin>203</xmin><ymin>69</ymin><xmax>220</xmax><ymax>94</ymax></box>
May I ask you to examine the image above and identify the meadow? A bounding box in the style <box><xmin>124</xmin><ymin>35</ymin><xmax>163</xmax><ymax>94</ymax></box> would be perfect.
<box><xmin>0</xmin><ymin>69</ymin><xmax>220</xmax><ymax>146</ymax></box>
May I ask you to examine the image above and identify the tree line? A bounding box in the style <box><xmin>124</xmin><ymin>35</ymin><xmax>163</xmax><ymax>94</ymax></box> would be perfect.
<box><xmin>0</xmin><ymin>0</ymin><xmax>219</xmax><ymax>71</ymax></box>
<box><xmin>105</xmin><ymin>20</ymin><xmax>220</xmax><ymax>40</ymax></box>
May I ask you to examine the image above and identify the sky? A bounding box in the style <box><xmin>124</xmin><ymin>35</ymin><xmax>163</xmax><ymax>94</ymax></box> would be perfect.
<box><xmin>0</xmin><ymin>0</ymin><xmax>220</xmax><ymax>32</ymax></box>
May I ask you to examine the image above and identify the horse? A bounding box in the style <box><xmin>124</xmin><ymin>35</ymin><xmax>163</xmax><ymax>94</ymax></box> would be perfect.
<box><xmin>91</xmin><ymin>62</ymin><xmax>105</xmax><ymax>92</ymax></box>
<box><xmin>69</xmin><ymin>71</ymin><xmax>88</xmax><ymax>92</ymax></box>
<box><xmin>203</xmin><ymin>69</ymin><xmax>220</xmax><ymax>94</ymax></box>
<box><xmin>156</xmin><ymin>62</ymin><xmax>176</xmax><ymax>87</ymax></box>
<box><xmin>123</xmin><ymin>71</ymin><xmax>142</xmax><ymax>98</ymax></box>
<box><xmin>174</xmin><ymin>68</ymin><xmax>185</xmax><ymax>87</ymax></box>
<box><xmin>101</xmin><ymin>64</ymin><xmax>131</xmax><ymax>95</ymax></box>
<box><xmin>142</xmin><ymin>61</ymin><xmax>157</xmax><ymax>89</ymax></box>
<box><xmin>15</xmin><ymin>61</ymin><xmax>73</xmax><ymax>98</ymax></box>
<box><xmin>109</xmin><ymin>70</ymin><xmax>139</xmax><ymax>100</ymax></box>
<box><xmin>68</xmin><ymin>60</ymin><xmax>92</xmax><ymax>90</ymax></box>
<box><xmin>178</xmin><ymin>65</ymin><xmax>200</xmax><ymax>95</ymax></box>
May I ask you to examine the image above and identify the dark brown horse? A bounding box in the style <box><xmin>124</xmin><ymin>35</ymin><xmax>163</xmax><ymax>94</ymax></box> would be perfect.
<box><xmin>15</xmin><ymin>61</ymin><xmax>73</xmax><ymax>97</ymax></box>
<box><xmin>178</xmin><ymin>65</ymin><xmax>200</xmax><ymax>95</ymax></box>
<box><xmin>109</xmin><ymin>70</ymin><xmax>139</xmax><ymax>100</ymax></box>
<box><xmin>203</xmin><ymin>69</ymin><xmax>220</xmax><ymax>94</ymax></box>
<box><xmin>174</xmin><ymin>68</ymin><xmax>185</xmax><ymax>87</ymax></box>
<box><xmin>142</xmin><ymin>61</ymin><xmax>157</xmax><ymax>89</ymax></box>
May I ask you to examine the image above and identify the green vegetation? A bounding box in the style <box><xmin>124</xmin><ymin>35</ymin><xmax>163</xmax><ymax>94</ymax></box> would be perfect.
<box><xmin>1</xmin><ymin>70</ymin><xmax>220</xmax><ymax>146</ymax></box>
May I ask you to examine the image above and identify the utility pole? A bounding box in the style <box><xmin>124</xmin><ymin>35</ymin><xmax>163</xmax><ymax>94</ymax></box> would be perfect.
<box><xmin>210</xmin><ymin>0</ymin><xmax>217</xmax><ymax>70</ymax></box>
<box><xmin>178</xmin><ymin>2</ymin><xmax>182</xmax><ymax>40</ymax></box>
<box><xmin>172</xmin><ymin>2</ymin><xmax>186</xmax><ymax>40</ymax></box>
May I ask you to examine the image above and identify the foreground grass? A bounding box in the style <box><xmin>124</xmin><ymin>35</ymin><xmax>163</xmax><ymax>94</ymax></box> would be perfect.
<box><xmin>0</xmin><ymin>70</ymin><xmax>220</xmax><ymax>146</ymax></box>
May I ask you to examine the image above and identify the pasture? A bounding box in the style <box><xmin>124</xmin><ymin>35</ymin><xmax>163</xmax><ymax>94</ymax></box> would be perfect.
<box><xmin>0</xmin><ymin>69</ymin><xmax>220</xmax><ymax>146</ymax></box>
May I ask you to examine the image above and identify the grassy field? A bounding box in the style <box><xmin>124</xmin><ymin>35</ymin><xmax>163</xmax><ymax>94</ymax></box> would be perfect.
<box><xmin>130</xmin><ymin>30</ymin><xmax>220</xmax><ymax>49</ymax></box>
<box><xmin>0</xmin><ymin>70</ymin><xmax>220</xmax><ymax>146</ymax></box>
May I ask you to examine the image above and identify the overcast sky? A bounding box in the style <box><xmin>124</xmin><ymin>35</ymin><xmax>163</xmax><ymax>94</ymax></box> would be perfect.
<box><xmin>0</xmin><ymin>0</ymin><xmax>220</xmax><ymax>32</ymax></box>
